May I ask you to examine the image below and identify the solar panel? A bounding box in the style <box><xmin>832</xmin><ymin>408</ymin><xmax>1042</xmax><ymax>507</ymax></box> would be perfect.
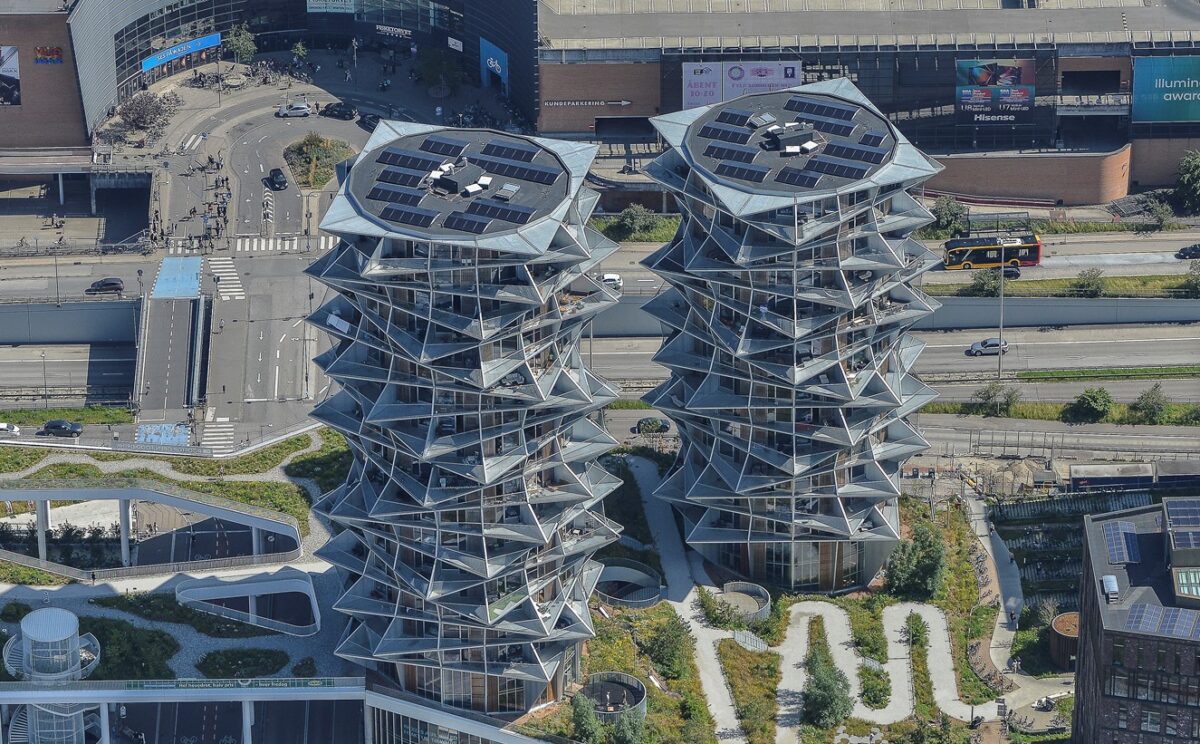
<box><xmin>1125</xmin><ymin>602</ymin><xmax>1164</xmax><ymax>633</ymax></box>
<box><xmin>698</xmin><ymin>122</ymin><xmax>753</xmax><ymax>145</ymax></box>
<box><xmin>715</xmin><ymin>107</ymin><xmax>753</xmax><ymax>127</ymax></box>
<box><xmin>1168</xmin><ymin>500</ymin><xmax>1200</xmax><ymax>527</ymax></box>
<box><xmin>469</xmin><ymin>155</ymin><xmax>561</xmax><ymax>185</ymax></box>
<box><xmin>806</xmin><ymin>157</ymin><xmax>870</xmax><ymax>181</ymax></box>
<box><xmin>824</xmin><ymin>143</ymin><xmax>889</xmax><ymax>165</ymax></box>
<box><xmin>379</xmin><ymin>204</ymin><xmax>439</xmax><ymax>228</ymax></box>
<box><xmin>784</xmin><ymin>96</ymin><xmax>859</xmax><ymax>121</ymax></box>
<box><xmin>420</xmin><ymin>134</ymin><xmax>469</xmax><ymax>158</ymax></box>
<box><xmin>1124</xmin><ymin>602</ymin><xmax>1200</xmax><ymax>637</ymax></box>
<box><xmin>365</xmin><ymin>184</ymin><xmax>426</xmax><ymax>206</ymax></box>
<box><xmin>798</xmin><ymin>117</ymin><xmax>856</xmax><ymax>138</ymax></box>
<box><xmin>714</xmin><ymin>162</ymin><xmax>769</xmax><ymax>183</ymax></box>
<box><xmin>377</xmin><ymin>167</ymin><xmax>427</xmax><ymax>188</ymax></box>
<box><xmin>443</xmin><ymin>211</ymin><xmax>493</xmax><ymax>234</ymax></box>
<box><xmin>481</xmin><ymin>138</ymin><xmax>539</xmax><ymax>163</ymax></box>
<box><xmin>860</xmin><ymin>131</ymin><xmax>886</xmax><ymax>148</ymax></box>
<box><xmin>466</xmin><ymin>197</ymin><xmax>536</xmax><ymax>225</ymax></box>
<box><xmin>775</xmin><ymin>167</ymin><xmax>821</xmax><ymax>188</ymax></box>
<box><xmin>703</xmin><ymin>143</ymin><xmax>759</xmax><ymax>164</ymax></box>
<box><xmin>1103</xmin><ymin>521</ymin><xmax>1141</xmax><ymax>564</ymax></box>
<box><xmin>376</xmin><ymin>147</ymin><xmax>445</xmax><ymax>172</ymax></box>
<box><xmin>1176</xmin><ymin>530</ymin><xmax>1200</xmax><ymax>549</ymax></box>
<box><xmin>1161</xmin><ymin>607</ymin><xmax>1200</xmax><ymax>639</ymax></box>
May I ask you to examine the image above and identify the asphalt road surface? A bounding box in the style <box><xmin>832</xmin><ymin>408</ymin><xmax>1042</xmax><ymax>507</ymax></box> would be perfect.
<box><xmin>254</xmin><ymin>700</ymin><xmax>364</xmax><ymax>744</ymax></box>
<box><xmin>120</xmin><ymin>702</ymin><xmax>241</xmax><ymax>744</ymax></box>
<box><xmin>0</xmin><ymin>344</ymin><xmax>135</xmax><ymax>390</ymax></box>
<box><xmin>0</xmin><ymin>255</ymin><xmax>160</xmax><ymax>301</ymax></box>
<box><xmin>140</xmin><ymin>298</ymin><xmax>196</xmax><ymax>414</ymax></box>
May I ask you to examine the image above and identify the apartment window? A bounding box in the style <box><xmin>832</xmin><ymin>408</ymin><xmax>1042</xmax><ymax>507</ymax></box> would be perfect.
<box><xmin>497</xmin><ymin>675</ymin><xmax>524</xmax><ymax>712</ymax></box>
<box><xmin>1142</xmin><ymin>709</ymin><xmax>1161</xmax><ymax>733</ymax></box>
<box><xmin>1108</xmin><ymin>671</ymin><xmax>1129</xmax><ymax>697</ymax></box>
<box><xmin>1157</xmin><ymin>648</ymin><xmax>1167</xmax><ymax>670</ymax></box>
<box><xmin>1166</xmin><ymin>713</ymin><xmax>1179</xmax><ymax>737</ymax></box>
<box><xmin>1118</xmin><ymin>704</ymin><xmax>1129</xmax><ymax>729</ymax></box>
<box><xmin>1113</xmin><ymin>638</ymin><xmax>1126</xmax><ymax>666</ymax></box>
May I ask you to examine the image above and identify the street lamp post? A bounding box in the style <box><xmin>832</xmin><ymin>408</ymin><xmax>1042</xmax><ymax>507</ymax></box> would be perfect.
<box><xmin>996</xmin><ymin>263</ymin><xmax>1006</xmax><ymax>415</ymax></box>
<box><xmin>40</xmin><ymin>351</ymin><xmax>48</xmax><ymax>408</ymax></box>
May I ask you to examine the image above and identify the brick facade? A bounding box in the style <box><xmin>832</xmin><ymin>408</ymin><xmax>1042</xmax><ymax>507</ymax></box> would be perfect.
<box><xmin>0</xmin><ymin>13</ymin><xmax>88</xmax><ymax>148</ymax></box>
<box><xmin>927</xmin><ymin>145</ymin><xmax>1130</xmax><ymax>206</ymax></box>
<box><xmin>537</xmin><ymin>62</ymin><xmax>662</xmax><ymax>134</ymax></box>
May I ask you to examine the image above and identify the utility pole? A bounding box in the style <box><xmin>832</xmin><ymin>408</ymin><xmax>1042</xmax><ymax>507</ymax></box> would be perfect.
<box><xmin>40</xmin><ymin>350</ymin><xmax>48</xmax><ymax>407</ymax></box>
<box><xmin>996</xmin><ymin>261</ymin><xmax>1006</xmax><ymax>416</ymax></box>
<box><xmin>52</xmin><ymin>253</ymin><xmax>60</xmax><ymax>306</ymax></box>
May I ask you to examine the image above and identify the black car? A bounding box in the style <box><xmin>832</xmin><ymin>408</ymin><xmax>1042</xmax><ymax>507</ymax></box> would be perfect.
<box><xmin>41</xmin><ymin>419</ymin><xmax>83</xmax><ymax>438</ymax></box>
<box><xmin>323</xmin><ymin>101</ymin><xmax>358</xmax><ymax>120</ymax></box>
<box><xmin>1176</xmin><ymin>243</ymin><xmax>1200</xmax><ymax>260</ymax></box>
<box><xmin>360</xmin><ymin>113</ymin><xmax>381</xmax><ymax>132</ymax></box>
<box><xmin>268</xmin><ymin>167</ymin><xmax>288</xmax><ymax>191</ymax></box>
<box><xmin>995</xmin><ymin>266</ymin><xmax>1021</xmax><ymax>280</ymax></box>
<box><xmin>87</xmin><ymin>277</ymin><xmax>124</xmax><ymax>294</ymax></box>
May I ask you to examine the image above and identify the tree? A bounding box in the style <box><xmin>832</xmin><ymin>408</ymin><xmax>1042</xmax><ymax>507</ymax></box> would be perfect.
<box><xmin>1036</xmin><ymin>597</ymin><xmax>1060</xmax><ymax>628</ymax></box>
<box><xmin>803</xmin><ymin>646</ymin><xmax>854</xmax><ymax>727</ymax></box>
<box><xmin>117</xmin><ymin>92</ymin><xmax>170</xmax><ymax>131</ymax></box>
<box><xmin>570</xmin><ymin>694</ymin><xmax>605</xmax><ymax>744</ymax></box>
<box><xmin>971</xmin><ymin>381</ymin><xmax>1022</xmax><ymax>417</ymax></box>
<box><xmin>1176</xmin><ymin>149</ymin><xmax>1200</xmax><ymax>215</ymax></box>
<box><xmin>291</xmin><ymin>40</ymin><xmax>308</xmax><ymax>62</ymax></box>
<box><xmin>930</xmin><ymin>195</ymin><xmax>967</xmax><ymax>234</ymax></box>
<box><xmin>885</xmin><ymin>522</ymin><xmax>946</xmax><ymax>599</ymax></box>
<box><xmin>1182</xmin><ymin>260</ymin><xmax>1200</xmax><ymax>299</ymax></box>
<box><xmin>1131</xmin><ymin>382</ymin><xmax>1170</xmax><ymax>425</ymax></box>
<box><xmin>1072</xmin><ymin>387</ymin><xmax>1115</xmax><ymax>423</ymax></box>
<box><xmin>225</xmin><ymin>23</ymin><xmax>257</xmax><ymax>65</ymax></box>
<box><xmin>616</xmin><ymin>204</ymin><xmax>662</xmax><ymax>237</ymax></box>
<box><xmin>968</xmin><ymin>268</ymin><xmax>1001</xmax><ymax>297</ymax></box>
<box><xmin>638</xmin><ymin>612</ymin><xmax>692</xmax><ymax>679</ymax></box>
<box><xmin>1070</xmin><ymin>267</ymin><xmax>1106</xmax><ymax>298</ymax></box>
<box><xmin>1144</xmin><ymin>197</ymin><xmax>1176</xmax><ymax>231</ymax></box>
<box><xmin>610</xmin><ymin>712</ymin><xmax>645</xmax><ymax>744</ymax></box>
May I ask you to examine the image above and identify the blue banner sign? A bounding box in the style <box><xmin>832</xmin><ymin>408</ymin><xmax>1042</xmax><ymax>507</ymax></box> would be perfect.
<box><xmin>141</xmin><ymin>33</ymin><xmax>221</xmax><ymax>74</ymax></box>
<box><xmin>1132</xmin><ymin>57</ymin><xmax>1200</xmax><ymax>123</ymax></box>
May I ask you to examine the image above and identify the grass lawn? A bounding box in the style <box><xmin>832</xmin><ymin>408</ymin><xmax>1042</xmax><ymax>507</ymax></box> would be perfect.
<box><xmin>95</xmin><ymin>593</ymin><xmax>275</xmax><ymax>638</ymax></box>
<box><xmin>196</xmin><ymin>648</ymin><xmax>288</xmax><ymax>678</ymax></box>
<box><xmin>716</xmin><ymin>638</ymin><xmax>781</xmax><ymax>744</ymax></box>
<box><xmin>0</xmin><ymin>448</ymin><xmax>48</xmax><ymax>474</ymax></box>
<box><xmin>80</xmin><ymin>616</ymin><xmax>179</xmax><ymax>679</ymax></box>
<box><xmin>283</xmin><ymin>133</ymin><xmax>355</xmax><ymax>188</ymax></box>
<box><xmin>924</xmin><ymin>273</ymin><xmax>1194</xmax><ymax>299</ymax></box>
<box><xmin>0</xmin><ymin>561</ymin><xmax>70</xmax><ymax>585</ymax></box>
<box><xmin>0</xmin><ymin>406</ymin><xmax>133</xmax><ymax>427</ymax></box>
<box><xmin>917</xmin><ymin>220</ymin><xmax>1181</xmax><ymax>241</ymax></box>
<box><xmin>922</xmin><ymin>400</ymin><xmax>1200</xmax><ymax>427</ymax></box>
<box><xmin>590</xmin><ymin>215</ymin><xmax>681</xmax><ymax>243</ymax></box>
<box><xmin>282</xmin><ymin>428</ymin><xmax>352</xmax><ymax>494</ymax></box>
<box><xmin>1015</xmin><ymin>365</ymin><xmax>1200</xmax><ymax>381</ymax></box>
<box><xmin>608</xmin><ymin>399</ymin><xmax>654</xmax><ymax>410</ymax></box>
<box><xmin>156</xmin><ymin>435</ymin><xmax>311</xmax><ymax>477</ymax></box>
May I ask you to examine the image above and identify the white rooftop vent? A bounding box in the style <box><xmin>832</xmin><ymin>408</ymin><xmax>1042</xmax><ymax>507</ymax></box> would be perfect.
<box><xmin>800</xmin><ymin>141</ymin><xmax>820</xmax><ymax>155</ymax></box>
<box><xmin>463</xmin><ymin>183</ymin><xmax>484</xmax><ymax>197</ymax></box>
<box><xmin>1102</xmin><ymin>574</ymin><xmax>1120</xmax><ymax>603</ymax></box>
<box><xmin>477</xmin><ymin>175</ymin><xmax>493</xmax><ymax>188</ymax></box>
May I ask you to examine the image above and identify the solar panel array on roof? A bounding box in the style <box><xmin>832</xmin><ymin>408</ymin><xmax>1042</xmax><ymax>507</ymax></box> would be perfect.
<box><xmin>806</xmin><ymin>157</ymin><xmax>870</xmax><ymax>181</ymax></box>
<box><xmin>703</xmin><ymin>143</ymin><xmax>759</xmax><ymax>164</ymax></box>
<box><xmin>443</xmin><ymin>211</ymin><xmax>493</xmax><ymax>235</ymax></box>
<box><xmin>1125</xmin><ymin>603</ymin><xmax>1200</xmax><ymax>640</ymax></box>
<box><xmin>775</xmin><ymin>167</ymin><xmax>821</xmax><ymax>189</ymax></box>
<box><xmin>714</xmin><ymin>162</ymin><xmax>770</xmax><ymax>183</ymax></box>
<box><xmin>481</xmin><ymin>139</ymin><xmax>539</xmax><ymax>163</ymax></box>
<box><xmin>1103</xmin><ymin>520</ymin><xmax>1141</xmax><ymax>564</ymax></box>
<box><xmin>377</xmin><ymin>167</ymin><xmax>427</xmax><ymax>188</ymax></box>
<box><xmin>466</xmin><ymin>197</ymin><xmax>536</xmax><ymax>225</ymax></box>
<box><xmin>380</xmin><ymin>204</ymin><xmax>439</xmax><ymax>228</ymax></box>
<box><xmin>469</xmin><ymin>155</ymin><xmax>561</xmax><ymax>186</ymax></box>
<box><xmin>1161</xmin><ymin>607</ymin><xmax>1200</xmax><ymax>638</ymax></box>
<box><xmin>715</xmin><ymin>108</ymin><xmax>753</xmax><ymax>127</ymax></box>
<box><xmin>798</xmin><ymin>117</ymin><xmax>856</xmax><ymax>138</ymax></box>
<box><xmin>859</xmin><ymin>131</ymin><xmax>887</xmax><ymax>148</ymax></box>
<box><xmin>365</xmin><ymin>184</ymin><xmax>426</xmax><ymax>206</ymax></box>
<box><xmin>420</xmin><ymin>134</ymin><xmax>469</xmax><ymax>157</ymax></box>
<box><xmin>698</xmin><ymin>122</ymin><xmax>753</xmax><ymax>145</ymax></box>
<box><xmin>824</xmin><ymin>143</ymin><xmax>889</xmax><ymax>165</ymax></box>
<box><xmin>784</xmin><ymin>96</ymin><xmax>859</xmax><ymax>121</ymax></box>
<box><xmin>1168</xmin><ymin>500</ymin><xmax>1200</xmax><ymax>527</ymax></box>
<box><xmin>377</xmin><ymin>147</ymin><xmax>445</xmax><ymax>172</ymax></box>
<box><xmin>1176</xmin><ymin>530</ymin><xmax>1200</xmax><ymax>549</ymax></box>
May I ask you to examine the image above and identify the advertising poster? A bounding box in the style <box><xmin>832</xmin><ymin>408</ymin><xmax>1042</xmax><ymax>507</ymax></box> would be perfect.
<box><xmin>34</xmin><ymin>46</ymin><xmax>63</xmax><ymax>64</ymax></box>
<box><xmin>683</xmin><ymin>61</ymin><xmax>801</xmax><ymax>108</ymax></box>
<box><xmin>141</xmin><ymin>33</ymin><xmax>221</xmax><ymax>73</ymax></box>
<box><xmin>1132</xmin><ymin>57</ymin><xmax>1200</xmax><ymax>123</ymax></box>
<box><xmin>306</xmin><ymin>0</ymin><xmax>355</xmax><ymax>12</ymax></box>
<box><xmin>0</xmin><ymin>46</ymin><xmax>20</xmax><ymax>106</ymax></box>
<box><xmin>955</xmin><ymin>59</ymin><xmax>1036</xmax><ymax>125</ymax></box>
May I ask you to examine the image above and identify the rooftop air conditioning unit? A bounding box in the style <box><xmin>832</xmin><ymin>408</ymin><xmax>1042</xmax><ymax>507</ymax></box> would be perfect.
<box><xmin>800</xmin><ymin>141</ymin><xmax>820</xmax><ymax>155</ymax></box>
<box><xmin>1102</xmin><ymin>574</ymin><xmax>1120</xmax><ymax>603</ymax></box>
<box><xmin>495</xmin><ymin>183</ymin><xmax>521</xmax><ymax>202</ymax></box>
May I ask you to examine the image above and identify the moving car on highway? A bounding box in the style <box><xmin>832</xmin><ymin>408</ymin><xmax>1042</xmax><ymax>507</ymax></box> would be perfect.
<box><xmin>967</xmin><ymin>338</ymin><xmax>1009</xmax><ymax>357</ymax></box>
<box><xmin>323</xmin><ymin>101</ymin><xmax>357</xmax><ymax>120</ymax></box>
<box><xmin>86</xmin><ymin>277</ymin><xmax>124</xmax><ymax>294</ymax></box>
<box><xmin>268</xmin><ymin>168</ymin><xmax>289</xmax><ymax>191</ymax></box>
<box><xmin>40</xmin><ymin>420</ymin><xmax>82</xmax><ymax>438</ymax></box>
<box><xmin>1176</xmin><ymin>243</ymin><xmax>1200</xmax><ymax>260</ymax></box>
<box><xmin>0</xmin><ymin>423</ymin><xmax>20</xmax><ymax>436</ymax></box>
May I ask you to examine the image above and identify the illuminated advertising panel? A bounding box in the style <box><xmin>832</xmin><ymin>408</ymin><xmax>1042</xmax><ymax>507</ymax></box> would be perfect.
<box><xmin>1132</xmin><ymin>57</ymin><xmax>1200</xmax><ymax>123</ymax></box>
<box><xmin>955</xmin><ymin>59</ymin><xmax>1036</xmax><ymax>125</ymax></box>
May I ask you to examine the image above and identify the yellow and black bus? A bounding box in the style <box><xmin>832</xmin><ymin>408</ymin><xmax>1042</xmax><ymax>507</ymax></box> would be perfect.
<box><xmin>942</xmin><ymin>234</ymin><xmax>1042</xmax><ymax>270</ymax></box>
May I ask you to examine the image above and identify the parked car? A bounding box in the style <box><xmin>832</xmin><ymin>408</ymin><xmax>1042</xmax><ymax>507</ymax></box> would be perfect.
<box><xmin>967</xmin><ymin>338</ymin><xmax>1009</xmax><ymax>357</ymax></box>
<box><xmin>323</xmin><ymin>101</ymin><xmax>358</xmax><ymax>120</ymax></box>
<box><xmin>1176</xmin><ymin>243</ymin><xmax>1200</xmax><ymax>259</ymax></box>
<box><xmin>633</xmin><ymin>417</ymin><xmax>671</xmax><ymax>435</ymax></box>
<box><xmin>601</xmin><ymin>273</ymin><xmax>623</xmax><ymax>291</ymax></box>
<box><xmin>40</xmin><ymin>420</ymin><xmax>82</xmax><ymax>438</ymax></box>
<box><xmin>276</xmin><ymin>102</ymin><xmax>311</xmax><ymax>118</ymax></box>
<box><xmin>86</xmin><ymin>277</ymin><xmax>124</xmax><ymax>294</ymax></box>
<box><xmin>0</xmin><ymin>423</ymin><xmax>19</xmax><ymax>436</ymax></box>
<box><xmin>360</xmin><ymin>113</ymin><xmax>381</xmax><ymax>132</ymax></box>
<box><xmin>268</xmin><ymin>168</ymin><xmax>288</xmax><ymax>191</ymax></box>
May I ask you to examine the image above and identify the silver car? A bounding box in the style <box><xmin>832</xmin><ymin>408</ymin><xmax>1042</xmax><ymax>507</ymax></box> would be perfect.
<box><xmin>967</xmin><ymin>338</ymin><xmax>1009</xmax><ymax>357</ymax></box>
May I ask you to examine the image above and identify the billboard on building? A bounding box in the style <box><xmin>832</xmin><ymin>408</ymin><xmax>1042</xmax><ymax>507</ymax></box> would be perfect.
<box><xmin>141</xmin><ymin>33</ymin><xmax>221</xmax><ymax>73</ymax></box>
<box><xmin>1132</xmin><ymin>57</ymin><xmax>1200</xmax><ymax>123</ymax></box>
<box><xmin>307</xmin><ymin>0</ymin><xmax>355</xmax><ymax>12</ymax></box>
<box><xmin>955</xmin><ymin>59</ymin><xmax>1036</xmax><ymax>125</ymax></box>
<box><xmin>34</xmin><ymin>47</ymin><xmax>63</xmax><ymax>65</ymax></box>
<box><xmin>0</xmin><ymin>46</ymin><xmax>20</xmax><ymax>106</ymax></box>
<box><xmin>682</xmin><ymin>61</ymin><xmax>801</xmax><ymax>108</ymax></box>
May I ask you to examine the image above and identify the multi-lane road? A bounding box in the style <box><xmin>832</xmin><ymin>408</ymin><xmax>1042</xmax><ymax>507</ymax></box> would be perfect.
<box><xmin>0</xmin><ymin>345</ymin><xmax>135</xmax><ymax>390</ymax></box>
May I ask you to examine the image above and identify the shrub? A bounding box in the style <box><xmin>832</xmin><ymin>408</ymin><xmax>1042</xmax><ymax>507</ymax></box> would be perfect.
<box><xmin>968</xmin><ymin>269</ymin><xmax>1001</xmax><ymax>297</ymax></box>
<box><xmin>931</xmin><ymin>195</ymin><xmax>967</xmax><ymax>234</ymax></box>
<box><xmin>196</xmin><ymin>648</ymin><xmax>288</xmax><ymax>679</ymax></box>
<box><xmin>885</xmin><ymin>522</ymin><xmax>946</xmax><ymax>599</ymax></box>
<box><xmin>1144</xmin><ymin>196</ymin><xmax>1176</xmax><ymax>230</ymax></box>
<box><xmin>1184</xmin><ymin>261</ymin><xmax>1200</xmax><ymax>299</ymax></box>
<box><xmin>1070</xmin><ymin>387</ymin><xmax>1115</xmax><ymax>422</ymax></box>
<box><xmin>696</xmin><ymin>586</ymin><xmax>742</xmax><ymax>629</ymax></box>
<box><xmin>971</xmin><ymin>381</ymin><xmax>1022</xmax><ymax>417</ymax></box>
<box><xmin>1176</xmin><ymin>149</ymin><xmax>1200</xmax><ymax>215</ymax></box>
<box><xmin>570</xmin><ymin>694</ymin><xmax>605</xmax><ymax>744</ymax></box>
<box><xmin>616</xmin><ymin>204</ymin><xmax>661</xmax><ymax>236</ymax></box>
<box><xmin>291</xmin><ymin>656</ymin><xmax>316</xmax><ymax>677</ymax></box>
<box><xmin>1070</xmin><ymin>267</ymin><xmax>1106</xmax><ymax>298</ymax></box>
<box><xmin>0</xmin><ymin>601</ymin><xmax>32</xmax><ymax>623</ymax></box>
<box><xmin>611</xmin><ymin>711</ymin><xmax>645</xmax><ymax>744</ymax></box>
<box><xmin>804</xmin><ymin>644</ymin><xmax>853</xmax><ymax>728</ymax></box>
<box><xmin>637</xmin><ymin>611</ymin><xmax>692</xmax><ymax>680</ymax></box>
<box><xmin>860</xmin><ymin>664</ymin><xmax>892</xmax><ymax>708</ymax></box>
<box><xmin>1131</xmin><ymin>382</ymin><xmax>1170</xmax><ymax>425</ymax></box>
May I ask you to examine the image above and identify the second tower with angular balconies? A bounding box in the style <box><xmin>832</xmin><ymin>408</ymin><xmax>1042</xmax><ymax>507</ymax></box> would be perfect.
<box><xmin>643</xmin><ymin>80</ymin><xmax>942</xmax><ymax>592</ymax></box>
<box><xmin>307</xmin><ymin>123</ymin><xmax>622</xmax><ymax>714</ymax></box>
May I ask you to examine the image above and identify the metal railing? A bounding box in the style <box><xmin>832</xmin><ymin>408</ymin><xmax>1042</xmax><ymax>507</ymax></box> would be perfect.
<box><xmin>0</xmin><ymin>233</ymin><xmax>153</xmax><ymax>259</ymax></box>
<box><xmin>721</xmin><ymin>581</ymin><xmax>772</xmax><ymax>624</ymax></box>
<box><xmin>594</xmin><ymin>558</ymin><xmax>666</xmax><ymax>610</ymax></box>
<box><xmin>0</xmin><ymin>676</ymin><xmax>365</xmax><ymax>694</ymax></box>
<box><xmin>579</xmin><ymin>672</ymin><xmax>647</xmax><ymax>724</ymax></box>
<box><xmin>0</xmin><ymin>541</ymin><xmax>303</xmax><ymax>583</ymax></box>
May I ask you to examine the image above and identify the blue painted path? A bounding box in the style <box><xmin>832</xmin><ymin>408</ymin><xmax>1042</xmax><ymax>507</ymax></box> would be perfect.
<box><xmin>136</xmin><ymin>423</ymin><xmax>191</xmax><ymax>446</ymax></box>
<box><xmin>151</xmin><ymin>257</ymin><xmax>202</xmax><ymax>299</ymax></box>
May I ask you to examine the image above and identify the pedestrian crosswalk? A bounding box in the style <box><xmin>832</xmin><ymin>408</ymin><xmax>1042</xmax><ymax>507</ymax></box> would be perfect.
<box><xmin>200</xmin><ymin>422</ymin><xmax>238</xmax><ymax>454</ymax></box>
<box><xmin>166</xmin><ymin>234</ymin><xmax>339</xmax><ymax>254</ymax></box>
<box><xmin>177</xmin><ymin>132</ymin><xmax>207</xmax><ymax>153</ymax></box>
<box><xmin>206</xmin><ymin>256</ymin><xmax>246</xmax><ymax>301</ymax></box>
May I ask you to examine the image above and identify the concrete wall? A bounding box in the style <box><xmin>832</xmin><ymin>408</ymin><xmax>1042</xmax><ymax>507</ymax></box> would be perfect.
<box><xmin>0</xmin><ymin>300</ymin><xmax>138</xmax><ymax>344</ymax></box>
<box><xmin>928</xmin><ymin>145</ymin><xmax>1130</xmax><ymax>206</ymax></box>
<box><xmin>0</xmin><ymin>13</ymin><xmax>89</xmax><ymax>147</ymax></box>
<box><xmin>538</xmin><ymin>62</ymin><xmax>662</xmax><ymax>134</ymax></box>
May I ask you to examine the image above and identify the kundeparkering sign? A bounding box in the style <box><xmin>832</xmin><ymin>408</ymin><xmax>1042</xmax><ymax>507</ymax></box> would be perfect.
<box><xmin>1132</xmin><ymin>56</ymin><xmax>1200</xmax><ymax>123</ymax></box>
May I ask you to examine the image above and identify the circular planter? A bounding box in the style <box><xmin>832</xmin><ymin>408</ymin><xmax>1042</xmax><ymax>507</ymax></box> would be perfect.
<box><xmin>578</xmin><ymin>671</ymin><xmax>647</xmax><ymax>724</ymax></box>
